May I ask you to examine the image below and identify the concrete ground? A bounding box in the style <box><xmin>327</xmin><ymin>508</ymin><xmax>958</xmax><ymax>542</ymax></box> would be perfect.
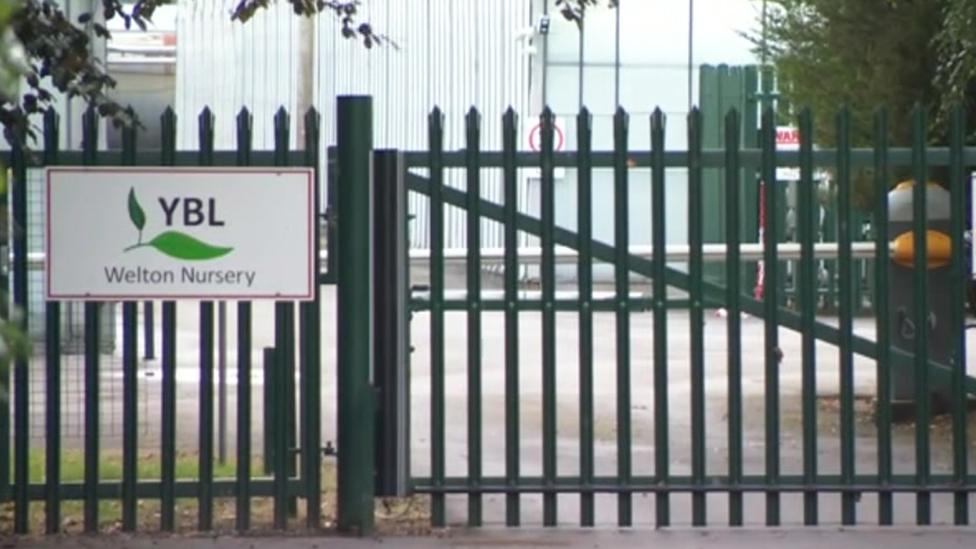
<box><xmin>12</xmin><ymin>268</ymin><xmax>976</xmax><ymax>530</ymax></box>
<box><xmin>9</xmin><ymin>528</ymin><xmax>976</xmax><ymax>548</ymax></box>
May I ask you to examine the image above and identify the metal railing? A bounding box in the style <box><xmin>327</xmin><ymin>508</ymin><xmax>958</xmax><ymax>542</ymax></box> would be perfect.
<box><xmin>1</xmin><ymin>105</ymin><xmax>325</xmax><ymax>535</ymax></box>
<box><xmin>395</xmin><ymin>103</ymin><xmax>975</xmax><ymax>528</ymax></box>
<box><xmin>3</xmin><ymin>96</ymin><xmax>975</xmax><ymax>536</ymax></box>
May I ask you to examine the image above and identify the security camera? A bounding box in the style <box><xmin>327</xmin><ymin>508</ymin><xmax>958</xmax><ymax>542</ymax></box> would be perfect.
<box><xmin>539</xmin><ymin>15</ymin><xmax>551</xmax><ymax>35</ymax></box>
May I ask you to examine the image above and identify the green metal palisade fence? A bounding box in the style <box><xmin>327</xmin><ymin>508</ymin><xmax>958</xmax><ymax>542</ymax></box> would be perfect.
<box><xmin>403</xmin><ymin>103</ymin><xmax>975</xmax><ymax>527</ymax></box>
<box><xmin>2</xmin><ymin>96</ymin><xmax>975</xmax><ymax>534</ymax></box>
<box><xmin>1</xmin><ymin>104</ymin><xmax>331</xmax><ymax>535</ymax></box>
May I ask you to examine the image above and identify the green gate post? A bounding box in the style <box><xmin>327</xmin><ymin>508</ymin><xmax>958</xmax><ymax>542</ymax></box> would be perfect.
<box><xmin>337</xmin><ymin>95</ymin><xmax>376</xmax><ymax>534</ymax></box>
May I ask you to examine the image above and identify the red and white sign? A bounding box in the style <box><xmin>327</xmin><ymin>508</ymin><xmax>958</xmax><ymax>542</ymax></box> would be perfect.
<box><xmin>753</xmin><ymin>129</ymin><xmax>811</xmax><ymax>298</ymax></box>
<box><xmin>776</xmin><ymin>126</ymin><xmax>800</xmax><ymax>181</ymax></box>
<box><xmin>528</xmin><ymin>119</ymin><xmax>565</xmax><ymax>152</ymax></box>
<box><xmin>755</xmin><ymin>181</ymin><xmax>767</xmax><ymax>300</ymax></box>
<box><xmin>776</xmin><ymin>127</ymin><xmax>800</xmax><ymax>146</ymax></box>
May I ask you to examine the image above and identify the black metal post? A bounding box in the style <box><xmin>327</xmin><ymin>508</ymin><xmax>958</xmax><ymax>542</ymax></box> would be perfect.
<box><xmin>373</xmin><ymin>150</ymin><xmax>410</xmax><ymax>497</ymax></box>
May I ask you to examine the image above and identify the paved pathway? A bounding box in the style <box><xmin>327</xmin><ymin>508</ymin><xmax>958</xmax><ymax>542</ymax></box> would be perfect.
<box><xmin>11</xmin><ymin>528</ymin><xmax>976</xmax><ymax>549</ymax></box>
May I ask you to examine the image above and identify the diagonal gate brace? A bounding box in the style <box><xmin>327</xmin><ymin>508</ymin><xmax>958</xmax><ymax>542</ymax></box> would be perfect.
<box><xmin>406</xmin><ymin>172</ymin><xmax>976</xmax><ymax>396</ymax></box>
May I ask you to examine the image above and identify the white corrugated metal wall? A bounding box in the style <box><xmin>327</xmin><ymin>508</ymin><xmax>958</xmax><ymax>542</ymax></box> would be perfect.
<box><xmin>176</xmin><ymin>1</ymin><xmax>300</xmax><ymax>150</ymax></box>
<box><xmin>313</xmin><ymin>0</ymin><xmax>534</xmax><ymax>251</ymax></box>
<box><xmin>536</xmin><ymin>0</ymin><xmax>759</xmax><ymax>281</ymax></box>
<box><xmin>176</xmin><ymin>0</ymin><xmax>534</xmax><ymax>250</ymax></box>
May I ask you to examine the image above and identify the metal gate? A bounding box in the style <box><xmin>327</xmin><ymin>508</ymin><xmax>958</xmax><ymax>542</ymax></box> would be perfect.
<box><xmin>353</xmin><ymin>98</ymin><xmax>976</xmax><ymax>528</ymax></box>
<box><xmin>3</xmin><ymin>95</ymin><xmax>976</xmax><ymax>536</ymax></box>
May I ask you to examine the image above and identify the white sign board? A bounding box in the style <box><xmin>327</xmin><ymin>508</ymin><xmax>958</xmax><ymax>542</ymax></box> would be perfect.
<box><xmin>46</xmin><ymin>167</ymin><xmax>315</xmax><ymax>301</ymax></box>
<box><xmin>776</xmin><ymin>126</ymin><xmax>800</xmax><ymax>181</ymax></box>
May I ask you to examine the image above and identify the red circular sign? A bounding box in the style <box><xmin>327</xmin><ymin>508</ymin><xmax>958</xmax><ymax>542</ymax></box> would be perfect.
<box><xmin>528</xmin><ymin>121</ymin><xmax>565</xmax><ymax>152</ymax></box>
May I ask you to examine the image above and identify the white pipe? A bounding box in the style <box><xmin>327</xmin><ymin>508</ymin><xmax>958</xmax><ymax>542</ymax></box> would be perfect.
<box><xmin>24</xmin><ymin>242</ymin><xmax>884</xmax><ymax>271</ymax></box>
<box><xmin>408</xmin><ymin>242</ymin><xmax>883</xmax><ymax>263</ymax></box>
<box><xmin>107</xmin><ymin>45</ymin><xmax>177</xmax><ymax>54</ymax></box>
<box><xmin>106</xmin><ymin>56</ymin><xmax>176</xmax><ymax>65</ymax></box>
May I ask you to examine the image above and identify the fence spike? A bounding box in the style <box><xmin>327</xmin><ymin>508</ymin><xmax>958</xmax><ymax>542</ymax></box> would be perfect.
<box><xmin>42</xmin><ymin>108</ymin><xmax>59</xmax><ymax>162</ymax></box>
<box><xmin>463</xmin><ymin>101</ymin><xmax>483</xmax><ymax>527</ymax></box>
<box><xmin>198</xmin><ymin>107</ymin><xmax>215</xmax><ymax>162</ymax></box>
<box><xmin>910</xmin><ymin>100</ymin><xmax>932</xmax><ymax>526</ymax></box>
<box><xmin>466</xmin><ymin>106</ymin><xmax>481</xmax><ymax>131</ymax></box>
<box><xmin>948</xmin><ymin>100</ymin><xmax>969</xmax><ymax>526</ymax></box>
<box><xmin>539</xmin><ymin>99</ymin><xmax>558</xmax><ymax>527</ymax></box>
<box><xmin>429</xmin><ymin>107</ymin><xmax>444</xmax><ymax>143</ymax></box>
<box><xmin>614</xmin><ymin>105</ymin><xmax>629</xmax><ymax>132</ymax></box>
<box><xmin>304</xmin><ymin>106</ymin><xmax>321</xmax><ymax>131</ymax></box>
<box><xmin>686</xmin><ymin>103</ymin><xmax>706</xmax><ymax>527</ymax></box>
<box><xmin>575</xmin><ymin>100</ymin><xmax>594</xmax><ymax>528</ymax></box>
<box><xmin>274</xmin><ymin>107</ymin><xmax>290</xmax><ymax>165</ymax></box>
<box><xmin>872</xmin><ymin>105</ymin><xmax>893</xmax><ymax>526</ymax></box>
<box><xmin>502</xmin><ymin>107</ymin><xmax>517</xmax><ymax>133</ymax></box>
<box><xmin>427</xmin><ymin>99</ymin><xmax>446</xmax><ymax>529</ymax></box>
<box><xmin>160</xmin><ymin>106</ymin><xmax>177</xmax><ymax>134</ymax></box>
<box><xmin>304</xmin><ymin>107</ymin><xmax>321</xmax><ymax>153</ymax></box>
<box><xmin>122</xmin><ymin>104</ymin><xmax>138</xmax><ymax>161</ymax></box>
<box><xmin>759</xmin><ymin>103</ymin><xmax>781</xmax><ymax>527</ymax></box>
<box><xmin>650</xmin><ymin>99</ymin><xmax>670</xmax><ymax>528</ymax></box>
<box><xmin>835</xmin><ymin>104</ymin><xmax>857</xmax><ymax>526</ymax></box>
<box><xmin>652</xmin><ymin>107</ymin><xmax>666</xmax><ymax>130</ymax></box>
<box><xmin>81</xmin><ymin>104</ymin><xmax>98</xmax><ymax>164</ymax></box>
<box><xmin>612</xmin><ymin>95</ymin><xmax>632</xmax><ymax>527</ymax></box>
<box><xmin>795</xmin><ymin>106</ymin><xmax>819</xmax><ymax>527</ymax></box>
<box><xmin>723</xmin><ymin>104</ymin><xmax>743</xmax><ymax>527</ymax></box>
<box><xmin>198</xmin><ymin>107</ymin><xmax>215</xmax><ymax>135</ymax></box>
<box><xmin>500</xmin><ymin>103</ymin><xmax>520</xmax><ymax>527</ymax></box>
<box><xmin>275</xmin><ymin>105</ymin><xmax>290</xmax><ymax>142</ymax></box>
<box><xmin>540</xmin><ymin>107</ymin><xmax>555</xmax><ymax>155</ymax></box>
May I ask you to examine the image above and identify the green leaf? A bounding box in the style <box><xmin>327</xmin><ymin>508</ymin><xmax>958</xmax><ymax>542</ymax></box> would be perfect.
<box><xmin>127</xmin><ymin>187</ymin><xmax>145</xmax><ymax>231</ymax></box>
<box><xmin>147</xmin><ymin>231</ymin><xmax>233</xmax><ymax>261</ymax></box>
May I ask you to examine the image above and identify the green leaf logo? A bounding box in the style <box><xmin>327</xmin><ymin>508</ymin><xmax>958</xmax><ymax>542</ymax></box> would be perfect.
<box><xmin>123</xmin><ymin>188</ymin><xmax>233</xmax><ymax>261</ymax></box>
<box><xmin>128</xmin><ymin>187</ymin><xmax>145</xmax><ymax>241</ymax></box>
<box><xmin>146</xmin><ymin>231</ymin><xmax>234</xmax><ymax>261</ymax></box>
